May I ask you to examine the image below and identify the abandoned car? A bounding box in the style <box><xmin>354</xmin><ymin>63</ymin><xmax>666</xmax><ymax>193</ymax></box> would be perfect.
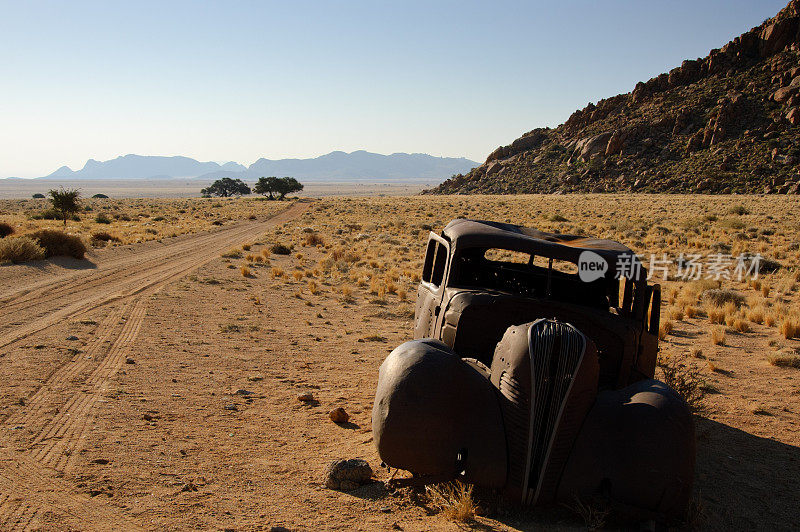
<box><xmin>372</xmin><ymin>219</ymin><xmax>696</xmax><ymax>520</ymax></box>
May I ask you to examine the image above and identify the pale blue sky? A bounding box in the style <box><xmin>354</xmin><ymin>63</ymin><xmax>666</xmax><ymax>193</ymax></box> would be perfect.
<box><xmin>0</xmin><ymin>0</ymin><xmax>788</xmax><ymax>177</ymax></box>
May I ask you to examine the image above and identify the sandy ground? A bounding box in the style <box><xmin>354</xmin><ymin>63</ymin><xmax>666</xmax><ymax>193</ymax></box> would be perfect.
<box><xmin>0</xmin><ymin>196</ymin><xmax>798</xmax><ymax>531</ymax></box>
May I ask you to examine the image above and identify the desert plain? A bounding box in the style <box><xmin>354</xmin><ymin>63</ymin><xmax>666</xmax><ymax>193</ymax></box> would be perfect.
<box><xmin>0</xmin><ymin>193</ymin><xmax>799</xmax><ymax>531</ymax></box>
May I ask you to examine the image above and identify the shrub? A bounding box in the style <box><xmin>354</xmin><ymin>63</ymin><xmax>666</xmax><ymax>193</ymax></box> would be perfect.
<box><xmin>32</xmin><ymin>208</ymin><xmax>79</xmax><ymax>221</ymax></box>
<box><xmin>32</xmin><ymin>193</ymin><xmax>45</xmax><ymax>199</ymax></box>
<box><xmin>91</xmin><ymin>231</ymin><xmax>121</xmax><ymax>243</ymax></box>
<box><xmin>0</xmin><ymin>222</ymin><xmax>14</xmax><ymax>238</ymax></box>
<box><xmin>767</xmin><ymin>349</ymin><xmax>800</xmax><ymax>368</ymax></box>
<box><xmin>48</xmin><ymin>188</ymin><xmax>82</xmax><ymax>226</ymax></box>
<box><xmin>0</xmin><ymin>236</ymin><xmax>45</xmax><ymax>263</ymax></box>
<box><xmin>95</xmin><ymin>213</ymin><xmax>112</xmax><ymax>224</ymax></box>
<box><xmin>305</xmin><ymin>233</ymin><xmax>325</xmax><ymax>246</ymax></box>
<box><xmin>702</xmin><ymin>289</ymin><xmax>744</xmax><ymax>307</ymax></box>
<box><xmin>92</xmin><ymin>193</ymin><xmax>109</xmax><ymax>199</ymax></box>
<box><xmin>29</xmin><ymin>229</ymin><xmax>87</xmax><ymax>259</ymax></box>
<box><xmin>270</xmin><ymin>243</ymin><xmax>291</xmax><ymax>255</ymax></box>
<box><xmin>657</xmin><ymin>352</ymin><xmax>706</xmax><ymax>412</ymax></box>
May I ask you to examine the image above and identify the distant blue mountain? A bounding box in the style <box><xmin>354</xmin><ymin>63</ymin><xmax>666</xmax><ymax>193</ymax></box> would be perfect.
<box><xmin>43</xmin><ymin>154</ymin><xmax>245</xmax><ymax>180</ymax></box>
<box><xmin>31</xmin><ymin>151</ymin><xmax>477</xmax><ymax>182</ymax></box>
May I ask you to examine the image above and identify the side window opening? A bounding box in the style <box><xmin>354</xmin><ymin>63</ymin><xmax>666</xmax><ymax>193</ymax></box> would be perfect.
<box><xmin>431</xmin><ymin>243</ymin><xmax>447</xmax><ymax>286</ymax></box>
<box><xmin>422</xmin><ymin>237</ymin><xmax>448</xmax><ymax>289</ymax></box>
<box><xmin>422</xmin><ymin>239</ymin><xmax>437</xmax><ymax>283</ymax></box>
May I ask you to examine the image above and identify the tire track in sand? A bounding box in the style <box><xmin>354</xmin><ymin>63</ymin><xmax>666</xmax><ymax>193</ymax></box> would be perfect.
<box><xmin>0</xmin><ymin>201</ymin><xmax>309</xmax><ymax>531</ymax></box>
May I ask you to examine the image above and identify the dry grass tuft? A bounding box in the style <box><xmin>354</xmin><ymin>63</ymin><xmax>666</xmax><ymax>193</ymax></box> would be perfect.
<box><xmin>304</xmin><ymin>233</ymin><xmax>325</xmax><ymax>246</ymax></box>
<box><xmin>0</xmin><ymin>236</ymin><xmax>45</xmax><ymax>263</ymax></box>
<box><xmin>779</xmin><ymin>319</ymin><xmax>799</xmax><ymax>339</ymax></box>
<box><xmin>711</xmin><ymin>326</ymin><xmax>726</xmax><ymax>345</ymax></box>
<box><xmin>747</xmin><ymin>307</ymin><xmax>764</xmax><ymax>324</ymax></box>
<box><xmin>732</xmin><ymin>318</ymin><xmax>750</xmax><ymax>333</ymax></box>
<box><xmin>425</xmin><ymin>481</ymin><xmax>478</xmax><ymax>523</ymax></box>
<box><xmin>767</xmin><ymin>349</ymin><xmax>800</xmax><ymax>368</ymax></box>
<box><xmin>707</xmin><ymin>306</ymin><xmax>726</xmax><ymax>324</ymax></box>
<box><xmin>762</xmin><ymin>284</ymin><xmax>771</xmax><ymax>298</ymax></box>
<box><xmin>658</xmin><ymin>319</ymin><xmax>674</xmax><ymax>340</ymax></box>
<box><xmin>271</xmin><ymin>267</ymin><xmax>284</xmax><ymax>279</ymax></box>
<box><xmin>568</xmin><ymin>497</ymin><xmax>609</xmax><ymax>531</ymax></box>
<box><xmin>240</xmin><ymin>265</ymin><xmax>252</xmax><ymax>277</ymax></box>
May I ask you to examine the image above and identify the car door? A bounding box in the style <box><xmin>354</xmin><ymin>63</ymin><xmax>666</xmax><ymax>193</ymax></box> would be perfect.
<box><xmin>414</xmin><ymin>232</ymin><xmax>450</xmax><ymax>339</ymax></box>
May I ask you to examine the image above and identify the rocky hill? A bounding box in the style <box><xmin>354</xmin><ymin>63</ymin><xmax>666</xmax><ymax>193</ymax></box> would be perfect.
<box><xmin>429</xmin><ymin>0</ymin><xmax>800</xmax><ymax>195</ymax></box>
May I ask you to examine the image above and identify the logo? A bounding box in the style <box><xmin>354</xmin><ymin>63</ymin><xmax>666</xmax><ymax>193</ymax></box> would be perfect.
<box><xmin>578</xmin><ymin>250</ymin><xmax>608</xmax><ymax>282</ymax></box>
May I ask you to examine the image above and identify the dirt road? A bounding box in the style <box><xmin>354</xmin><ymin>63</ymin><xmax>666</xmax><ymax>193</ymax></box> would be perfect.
<box><xmin>0</xmin><ymin>202</ymin><xmax>308</xmax><ymax>531</ymax></box>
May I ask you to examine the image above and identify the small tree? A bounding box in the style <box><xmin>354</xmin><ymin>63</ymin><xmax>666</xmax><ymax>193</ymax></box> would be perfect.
<box><xmin>275</xmin><ymin>177</ymin><xmax>303</xmax><ymax>199</ymax></box>
<box><xmin>32</xmin><ymin>193</ymin><xmax>45</xmax><ymax>199</ymax></box>
<box><xmin>201</xmin><ymin>178</ymin><xmax>251</xmax><ymax>197</ymax></box>
<box><xmin>48</xmin><ymin>188</ymin><xmax>81</xmax><ymax>226</ymax></box>
<box><xmin>253</xmin><ymin>176</ymin><xmax>281</xmax><ymax>199</ymax></box>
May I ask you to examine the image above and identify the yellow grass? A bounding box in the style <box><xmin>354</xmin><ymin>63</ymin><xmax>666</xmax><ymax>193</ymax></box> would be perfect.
<box><xmin>711</xmin><ymin>326</ymin><xmax>726</xmax><ymax>345</ymax></box>
<box><xmin>0</xmin><ymin>197</ymin><xmax>289</xmax><ymax>247</ymax></box>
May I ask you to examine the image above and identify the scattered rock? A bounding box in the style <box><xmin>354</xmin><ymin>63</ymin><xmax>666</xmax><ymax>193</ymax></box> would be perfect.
<box><xmin>180</xmin><ymin>481</ymin><xmax>198</xmax><ymax>492</ymax></box>
<box><xmin>234</xmin><ymin>389</ymin><xmax>253</xmax><ymax>396</ymax></box>
<box><xmin>223</xmin><ymin>404</ymin><xmax>238</xmax><ymax>411</ymax></box>
<box><xmin>323</xmin><ymin>459</ymin><xmax>373</xmax><ymax>491</ymax></box>
<box><xmin>329</xmin><ymin>407</ymin><xmax>350</xmax><ymax>424</ymax></box>
<box><xmin>66</xmin><ymin>336</ymin><xmax>78</xmax><ymax>341</ymax></box>
<box><xmin>91</xmin><ymin>458</ymin><xmax>109</xmax><ymax>465</ymax></box>
<box><xmin>125</xmin><ymin>358</ymin><xmax>135</xmax><ymax>364</ymax></box>
<box><xmin>297</xmin><ymin>392</ymin><xmax>315</xmax><ymax>402</ymax></box>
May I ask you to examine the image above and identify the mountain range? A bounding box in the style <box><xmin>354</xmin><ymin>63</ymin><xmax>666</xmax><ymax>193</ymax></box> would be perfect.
<box><xmin>429</xmin><ymin>0</ymin><xmax>800</xmax><ymax>195</ymax></box>
<box><xmin>21</xmin><ymin>151</ymin><xmax>477</xmax><ymax>182</ymax></box>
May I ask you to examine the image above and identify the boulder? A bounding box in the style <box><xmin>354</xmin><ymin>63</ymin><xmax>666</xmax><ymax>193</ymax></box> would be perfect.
<box><xmin>605</xmin><ymin>130</ymin><xmax>625</xmax><ymax>156</ymax></box>
<box><xmin>759</xmin><ymin>17</ymin><xmax>800</xmax><ymax>57</ymax></box>
<box><xmin>486</xmin><ymin>162</ymin><xmax>503</xmax><ymax>176</ymax></box>
<box><xmin>787</xmin><ymin>107</ymin><xmax>800</xmax><ymax>125</ymax></box>
<box><xmin>773</xmin><ymin>85</ymin><xmax>798</xmax><ymax>102</ymax></box>
<box><xmin>574</xmin><ymin>132</ymin><xmax>613</xmax><ymax>161</ymax></box>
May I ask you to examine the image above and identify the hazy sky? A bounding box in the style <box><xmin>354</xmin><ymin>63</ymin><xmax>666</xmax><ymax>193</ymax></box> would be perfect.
<box><xmin>0</xmin><ymin>0</ymin><xmax>788</xmax><ymax>177</ymax></box>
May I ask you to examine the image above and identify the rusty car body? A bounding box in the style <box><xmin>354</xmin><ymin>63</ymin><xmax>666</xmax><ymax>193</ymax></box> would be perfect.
<box><xmin>373</xmin><ymin>219</ymin><xmax>695</xmax><ymax>521</ymax></box>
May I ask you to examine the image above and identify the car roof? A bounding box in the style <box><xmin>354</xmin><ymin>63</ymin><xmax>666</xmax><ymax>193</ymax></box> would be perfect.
<box><xmin>441</xmin><ymin>219</ymin><xmax>646</xmax><ymax>281</ymax></box>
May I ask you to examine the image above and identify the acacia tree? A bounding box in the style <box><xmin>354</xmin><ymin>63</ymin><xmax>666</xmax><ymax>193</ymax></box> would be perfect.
<box><xmin>253</xmin><ymin>176</ymin><xmax>280</xmax><ymax>199</ymax></box>
<box><xmin>48</xmin><ymin>188</ymin><xmax>81</xmax><ymax>226</ymax></box>
<box><xmin>275</xmin><ymin>177</ymin><xmax>303</xmax><ymax>199</ymax></box>
<box><xmin>201</xmin><ymin>177</ymin><xmax>251</xmax><ymax>197</ymax></box>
